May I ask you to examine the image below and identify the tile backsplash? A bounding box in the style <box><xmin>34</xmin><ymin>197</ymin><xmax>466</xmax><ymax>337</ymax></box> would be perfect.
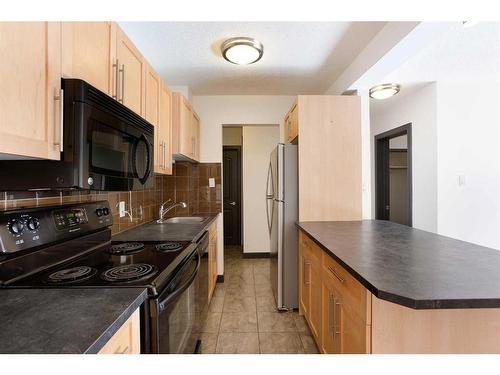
<box><xmin>0</xmin><ymin>162</ymin><xmax>222</xmax><ymax>236</ymax></box>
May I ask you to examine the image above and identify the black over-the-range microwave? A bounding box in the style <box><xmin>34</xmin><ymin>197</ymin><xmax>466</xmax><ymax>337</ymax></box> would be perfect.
<box><xmin>0</xmin><ymin>79</ymin><xmax>154</xmax><ymax>191</ymax></box>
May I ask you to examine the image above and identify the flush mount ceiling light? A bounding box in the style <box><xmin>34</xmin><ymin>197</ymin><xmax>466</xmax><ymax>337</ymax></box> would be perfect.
<box><xmin>221</xmin><ymin>37</ymin><xmax>264</xmax><ymax>65</ymax></box>
<box><xmin>369</xmin><ymin>83</ymin><xmax>401</xmax><ymax>100</ymax></box>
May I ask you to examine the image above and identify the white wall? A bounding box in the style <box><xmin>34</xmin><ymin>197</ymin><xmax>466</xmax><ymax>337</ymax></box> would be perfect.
<box><xmin>242</xmin><ymin>126</ymin><xmax>280</xmax><ymax>253</ymax></box>
<box><xmin>192</xmin><ymin>95</ymin><xmax>295</xmax><ymax>163</ymax></box>
<box><xmin>369</xmin><ymin>22</ymin><xmax>500</xmax><ymax>249</ymax></box>
<box><xmin>436</xmin><ymin>81</ymin><xmax>500</xmax><ymax>249</ymax></box>
<box><xmin>371</xmin><ymin>83</ymin><xmax>438</xmax><ymax>233</ymax></box>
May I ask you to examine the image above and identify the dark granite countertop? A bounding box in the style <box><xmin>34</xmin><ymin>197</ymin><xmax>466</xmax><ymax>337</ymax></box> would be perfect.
<box><xmin>113</xmin><ymin>214</ymin><xmax>218</xmax><ymax>243</ymax></box>
<box><xmin>297</xmin><ymin>220</ymin><xmax>500</xmax><ymax>310</ymax></box>
<box><xmin>0</xmin><ymin>288</ymin><xmax>147</xmax><ymax>353</ymax></box>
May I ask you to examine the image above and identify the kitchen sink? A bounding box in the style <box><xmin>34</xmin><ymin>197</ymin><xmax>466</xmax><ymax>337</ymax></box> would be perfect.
<box><xmin>162</xmin><ymin>216</ymin><xmax>208</xmax><ymax>224</ymax></box>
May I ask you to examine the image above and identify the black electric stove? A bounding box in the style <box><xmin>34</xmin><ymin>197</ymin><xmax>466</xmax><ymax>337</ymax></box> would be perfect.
<box><xmin>0</xmin><ymin>201</ymin><xmax>208</xmax><ymax>354</ymax></box>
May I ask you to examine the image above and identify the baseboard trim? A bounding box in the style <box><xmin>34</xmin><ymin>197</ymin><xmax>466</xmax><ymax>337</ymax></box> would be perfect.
<box><xmin>216</xmin><ymin>275</ymin><xmax>224</xmax><ymax>283</ymax></box>
<box><xmin>242</xmin><ymin>252</ymin><xmax>270</xmax><ymax>259</ymax></box>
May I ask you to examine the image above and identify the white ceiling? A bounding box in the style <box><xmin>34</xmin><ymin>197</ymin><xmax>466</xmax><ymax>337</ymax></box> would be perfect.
<box><xmin>119</xmin><ymin>22</ymin><xmax>386</xmax><ymax>95</ymax></box>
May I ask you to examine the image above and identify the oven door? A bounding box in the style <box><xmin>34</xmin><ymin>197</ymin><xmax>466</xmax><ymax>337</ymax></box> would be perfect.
<box><xmin>150</xmin><ymin>249</ymin><xmax>201</xmax><ymax>354</ymax></box>
<box><xmin>77</xmin><ymin>102</ymin><xmax>153</xmax><ymax>191</ymax></box>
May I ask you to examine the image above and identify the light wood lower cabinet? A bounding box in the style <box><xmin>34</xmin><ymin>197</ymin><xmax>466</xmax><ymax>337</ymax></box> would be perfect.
<box><xmin>299</xmin><ymin>230</ymin><xmax>371</xmax><ymax>354</ymax></box>
<box><xmin>208</xmin><ymin>220</ymin><xmax>218</xmax><ymax>302</ymax></box>
<box><xmin>0</xmin><ymin>22</ymin><xmax>62</xmax><ymax>160</ymax></box>
<box><xmin>98</xmin><ymin>309</ymin><xmax>140</xmax><ymax>354</ymax></box>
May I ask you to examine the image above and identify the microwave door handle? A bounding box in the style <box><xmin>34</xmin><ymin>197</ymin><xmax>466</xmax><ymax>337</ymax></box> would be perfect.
<box><xmin>158</xmin><ymin>251</ymin><xmax>201</xmax><ymax>311</ymax></box>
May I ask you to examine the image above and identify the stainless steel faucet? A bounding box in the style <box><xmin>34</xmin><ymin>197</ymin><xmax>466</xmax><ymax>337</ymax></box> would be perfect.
<box><xmin>157</xmin><ymin>199</ymin><xmax>187</xmax><ymax>223</ymax></box>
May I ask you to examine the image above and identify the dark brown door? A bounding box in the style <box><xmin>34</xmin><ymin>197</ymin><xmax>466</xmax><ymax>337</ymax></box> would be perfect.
<box><xmin>223</xmin><ymin>146</ymin><xmax>241</xmax><ymax>245</ymax></box>
<box><xmin>375</xmin><ymin>123</ymin><xmax>412</xmax><ymax>226</ymax></box>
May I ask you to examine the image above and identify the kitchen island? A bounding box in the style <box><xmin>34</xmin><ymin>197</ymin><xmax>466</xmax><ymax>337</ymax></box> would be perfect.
<box><xmin>296</xmin><ymin>220</ymin><xmax>500</xmax><ymax>353</ymax></box>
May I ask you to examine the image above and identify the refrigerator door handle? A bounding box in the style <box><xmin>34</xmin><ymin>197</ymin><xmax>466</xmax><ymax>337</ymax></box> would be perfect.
<box><xmin>266</xmin><ymin>162</ymin><xmax>274</xmax><ymax>234</ymax></box>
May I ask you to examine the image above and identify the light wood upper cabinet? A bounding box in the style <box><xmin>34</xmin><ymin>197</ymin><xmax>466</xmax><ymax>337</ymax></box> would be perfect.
<box><xmin>294</xmin><ymin>95</ymin><xmax>362</xmax><ymax>222</ymax></box>
<box><xmin>285</xmin><ymin>102</ymin><xmax>298</xmax><ymax>143</ymax></box>
<box><xmin>155</xmin><ymin>82</ymin><xmax>173</xmax><ymax>175</ymax></box>
<box><xmin>145</xmin><ymin>65</ymin><xmax>160</xmax><ymax>127</ymax></box>
<box><xmin>192</xmin><ymin>112</ymin><xmax>201</xmax><ymax>161</ymax></box>
<box><xmin>0</xmin><ymin>22</ymin><xmax>62</xmax><ymax>160</ymax></box>
<box><xmin>61</xmin><ymin>22</ymin><xmax>116</xmax><ymax>96</ymax></box>
<box><xmin>172</xmin><ymin>92</ymin><xmax>200</xmax><ymax>162</ymax></box>
<box><xmin>115</xmin><ymin>26</ymin><xmax>146</xmax><ymax>116</ymax></box>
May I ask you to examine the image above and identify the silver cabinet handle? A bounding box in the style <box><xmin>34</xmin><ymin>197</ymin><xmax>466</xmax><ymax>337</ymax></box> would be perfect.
<box><xmin>112</xmin><ymin>59</ymin><xmax>119</xmax><ymax>99</ymax></box>
<box><xmin>119</xmin><ymin>64</ymin><xmax>125</xmax><ymax>103</ymax></box>
<box><xmin>327</xmin><ymin>266</ymin><xmax>345</xmax><ymax>284</ymax></box>
<box><xmin>304</xmin><ymin>260</ymin><xmax>310</xmax><ymax>285</ymax></box>
<box><xmin>334</xmin><ymin>300</ymin><xmax>341</xmax><ymax>338</ymax></box>
<box><xmin>162</xmin><ymin>141</ymin><xmax>166</xmax><ymax>169</ymax></box>
<box><xmin>54</xmin><ymin>89</ymin><xmax>64</xmax><ymax>152</ymax></box>
<box><xmin>115</xmin><ymin>345</ymin><xmax>129</xmax><ymax>354</ymax></box>
<box><xmin>328</xmin><ymin>292</ymin><xmax>335</xmax><ymax>338</ymax></box>
<box><xmin>229</xmin><ymin>201</ymin><xmax>236</xmax><ymax>206</ymax></box>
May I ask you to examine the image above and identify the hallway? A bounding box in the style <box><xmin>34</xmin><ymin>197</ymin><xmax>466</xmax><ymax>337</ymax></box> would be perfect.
<box><xmin>199</xmin><ymin>246</ymin><xmax>318</xmax><ymax>354</ymax></box>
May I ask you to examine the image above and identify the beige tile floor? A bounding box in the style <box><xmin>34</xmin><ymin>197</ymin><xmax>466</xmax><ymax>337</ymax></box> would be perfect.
<box><xmin>199</xmin><ymin>246</ymin><xmax>319</xmax><ymax>354</ymax></box>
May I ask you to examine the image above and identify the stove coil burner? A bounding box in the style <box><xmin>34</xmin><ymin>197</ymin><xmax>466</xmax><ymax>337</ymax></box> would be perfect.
<box><xmin>101</xmin><ymin>264</ymin><xmax>157</xmax><ymax>283</ymax></box>
<box><xmin>155</xmin><ymin>242</ymin><xmax>184</xmax><ymax>253</ymax></box>
<box><xmin>108</xmin><ymin>242</ymin><xmax>145</xmax><ymax>255</ymax></box>
<box><xmin>47</xmin><ymin>266</ymin><xmax>97</xmax><ymax>284</ymax></box>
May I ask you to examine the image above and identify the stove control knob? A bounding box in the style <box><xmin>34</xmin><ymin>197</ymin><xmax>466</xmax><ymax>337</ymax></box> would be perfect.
<box><xmin>8</xmin><ymin>220</ymin><xmax>24</xmax><ymax>235</ymax></box>
<box><xmin>26</xmin><ymin>217</ymin><xmax>40</xmax><ymax>231</ymax></box>
<box><xmin>102</xmin><ymin>207</ymin><xmax>109</xmax><ymax>216</ymax></box>
<box><xmin>95</xmin><ymin>208</ymin><xmax>103</xmax><ymax>217</ymax></box>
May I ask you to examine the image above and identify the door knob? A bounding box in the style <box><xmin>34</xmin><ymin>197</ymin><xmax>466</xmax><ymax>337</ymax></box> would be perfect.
<box><xmin>229</xmin><ymin>201</ymin><xmax>236</xmax><ymax>206</ymax></box>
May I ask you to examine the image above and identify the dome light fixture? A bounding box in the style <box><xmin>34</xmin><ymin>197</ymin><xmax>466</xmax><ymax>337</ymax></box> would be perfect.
<box><xmin>221</xmin><ymin>37</ymin><xmax>264</xmax><ymax>65</ymax></box>
<box><xmin>369</xmin><ymin>83</ymin><xmax>401</xmax><ymax>100</ymax></box>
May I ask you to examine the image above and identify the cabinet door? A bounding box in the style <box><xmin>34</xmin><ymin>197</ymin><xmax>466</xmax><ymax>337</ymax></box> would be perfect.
<box><xmin>157</xmin><ymin>83</ymin><xmax>173</xmax><ymax>175</ymax></box>
<box><xmin>322</xmin><ymin>272</ymin><xmax>342</xmax><ymax>353</ymax></box>
<box><xmin>298</xmin><ymin>243</ymin><xmax>310</xmax><ymax>318</ymax></box>
<box><xmin>145</xmin><ymin>65</ymin><xmax>160</xmax><ymax>127</ymax></box>
<box><xmin>0</xmin><ymin>22</ymin><xmax>61</xmax><ymax>160</ymax></box>
<box><xmin>61</xmin><ymin>22</ymin><xmax>115</xmax><ymax>96</ymax></box>
<box><xmin>309</xmin><ymin>257</ymin><xmax>322</xmax><ymax>341</ymax></box>
<box><xmin>178</xmin><ymin>97</ymin><xmax>193</xmax><ymax>157</ymax></box>
<box><xmin>192</xmin><ymin>112</ymin><xmax>200</xmax><ymax>161</ymax></box>
<box><xmin>116</xmin><ymin>26</ymin><xmax>145</xmax><ymax>116</ymax></box>
<box><xmin>290</xmin><ymin>105</ymin><xmax>298</xmax><ymax>141</ymax></box>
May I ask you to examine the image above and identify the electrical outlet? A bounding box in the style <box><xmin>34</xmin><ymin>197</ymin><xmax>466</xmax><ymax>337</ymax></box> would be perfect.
<box><xmin>119</xmin><ymin>201</ymin><xmax>126</xmax><ymax>218</ymax></box>
<box><xmin>209</xmin><ymin>178</ymin><xmax>215</xmax><ymax>188</ymax></box>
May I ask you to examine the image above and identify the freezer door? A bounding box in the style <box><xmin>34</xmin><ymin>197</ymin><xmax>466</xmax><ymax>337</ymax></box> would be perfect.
<box><xmin>270</xmin><ymin>144</ymin><xmax>283</xmax><ymax>202</ymax></box>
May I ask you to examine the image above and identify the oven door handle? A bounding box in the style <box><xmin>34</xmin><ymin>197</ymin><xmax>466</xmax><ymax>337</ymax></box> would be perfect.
<box><xmin>158</xmin><ymin>250</ymin><xmax>201</xmax><ymax>312</ymax></box>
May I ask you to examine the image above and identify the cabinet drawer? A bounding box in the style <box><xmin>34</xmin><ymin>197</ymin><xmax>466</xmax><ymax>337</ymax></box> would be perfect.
<box><xmin>299</xmin><ymin>232</ymin><xmax>321</xmax><ymax>263</ymax></box>
<box><xmin>322</xmin><ymin>253</ymin><xmax>370</xmax><ymax>324</ymax></box>
<box><xmin>98</xmin><ymin>309</ymin><xmax>140</xmax><ymax>354</ymax></box>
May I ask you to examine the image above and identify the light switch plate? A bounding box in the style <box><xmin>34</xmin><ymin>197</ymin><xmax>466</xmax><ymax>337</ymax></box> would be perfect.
<box><xmin>119</xmin><ymin>201</ymin><xmax>126</xmax><ymax>217</ymax></box>
<box><xmin>209</xmin><ymin>178</ymin><xmax>215</xmax><ymax>188</ymax></box>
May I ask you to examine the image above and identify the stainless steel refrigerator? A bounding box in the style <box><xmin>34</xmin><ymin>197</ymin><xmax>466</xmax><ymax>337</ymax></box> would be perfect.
<box><xmin>266</xmin><ymin>143</ymin><xmax>298</xmax><ymax>310</ymax></box>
